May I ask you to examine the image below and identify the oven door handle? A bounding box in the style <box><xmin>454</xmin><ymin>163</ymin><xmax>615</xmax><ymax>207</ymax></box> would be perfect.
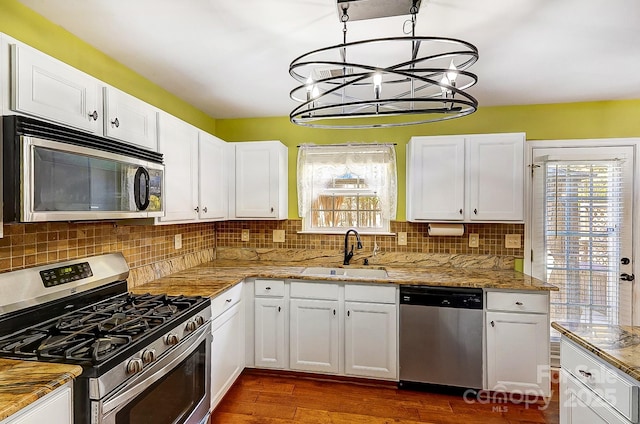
<box><xmin>100</xmin><ymin>321</ymin><xmax>211</xmax><ymax>416</ymax></box>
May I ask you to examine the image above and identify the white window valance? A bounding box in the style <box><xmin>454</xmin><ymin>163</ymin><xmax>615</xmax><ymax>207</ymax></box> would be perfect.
<box><xmin>297</xmin><ymin>143</ymin><xmax>397</xmax><ymax>221</ymax></box>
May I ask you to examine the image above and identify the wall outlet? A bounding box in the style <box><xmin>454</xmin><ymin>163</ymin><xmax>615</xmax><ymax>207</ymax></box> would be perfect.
<box><xmin>397</xmin><ymin>232</ymin><xmax>407</xmax><ymax>246</ymax></box>
<box><xmin>273</xmin><ymin>230</ymin><xmax>285</xmax><ymax>243</ymax></box>
<box><xmin>505</xmin><ymin>234</ymin><xmax>521</xmax><ymax>249</ymax></box>
<box><xmin>468</xmin><ymin>233</ymin><xmax>479</xmax><ymax>248</ymax></box>
<box><xmin>174</xmin><ymin>234</ymin><xmax>182</xmax><ymax>250</ymax></box>
<box><xmin>241</xmin><ymin>229</ymin><xmax>250</xmax><ymax>242</ymax></box>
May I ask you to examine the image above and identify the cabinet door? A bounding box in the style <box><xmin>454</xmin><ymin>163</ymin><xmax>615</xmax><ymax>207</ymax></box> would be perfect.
<box><xmin>103</xmin><ymin>87</ymin><xmax>158</xmax><ymax>151</ymax></box>
<box><xmin>486</xmin><ymin>311</ymin><xmax>550</xmax><ymax>396</ymax></box>
<box><xmin>11</xmin><ymin>44</ymin><xmax>101</xmax><ymax>134</ymax></box>
<box><xmin>198</xmin><ymin>132</ymin><xmax>228</xmax><ymax>221</ymax></box>
<box><xmin>467</xmin><ymin>134</ymin><xmax>524</xmax><ymax>221</ymax></box>
<box><xmin>560</xmin><ymin>370</ymin><xmax>631</xmax><ymax>424</ymax></box>
<box><xmin>406</xmin><ymin>137</ymin><xmax>465</xmax><ymax>221</ymax></box>
<box><xmin>234</xmin><ymin>141</ymin><xmax>286</xmax><ymax>219</ymax></box>
<box><xmin>158</xmin><ymin>113</ymin><xmax>199</xmax><ymax>222</ymax></box>
<box><xmin>344</xmin><ymin>302</ymin><xmax>397</xmax><ymax>379</ymax></box>
<box><xmin>211</xmin><ymin>302</ymin><xmax>244</xmax><ymax>411</ymax></box>
<box><xmin>289</xmin><ymin>298</ymin><xmax>339</xmax><ymax>374</ymax></box>
<box><xmin>4</xmin><ymin>382</ymin><xmax>72</xmax><ymax>424</ymax></box>
<box><xmin>254</xmin><ymin>298</ymin><xmax>286</xmax><ymax>369</ymax></box>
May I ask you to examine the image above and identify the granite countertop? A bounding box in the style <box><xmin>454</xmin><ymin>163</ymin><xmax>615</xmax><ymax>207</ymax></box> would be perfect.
<box><xmin>552</xmin><ymin>321</ymin><xmax>640</xmax><ymax>382</ymax></box>
<box><xmin>131</xmin><ymin>259</ymin><xmax>557</xmax><ymax>298</ymax></box>
<box><xmin>0</xmin><ymin>359</ymin><xmax>82</xmax><ymax>421</ymax></box>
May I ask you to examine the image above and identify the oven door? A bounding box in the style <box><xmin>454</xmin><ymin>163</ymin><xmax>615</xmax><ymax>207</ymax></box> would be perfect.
<box><xmin>96</xmin><ymin>324</ymin><xmax>211</xmax><ymax>424</ymax></box>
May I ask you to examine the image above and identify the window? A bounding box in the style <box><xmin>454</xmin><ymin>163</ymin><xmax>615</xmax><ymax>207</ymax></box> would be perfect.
<box><xmin>297</xmin><ymin>143</ymin><xmax>397</xmax><ymax>233</ymax></box>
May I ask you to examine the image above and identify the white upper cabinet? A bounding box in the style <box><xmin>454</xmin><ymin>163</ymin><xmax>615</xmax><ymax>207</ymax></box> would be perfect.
<box><xmin>198</xmin><ymin>132</ymin><xmax>228</xmax><ymax>221</ymax></box>
<box><xmin>10</xmin><ymin>43</ymin><xmax>102</xmax><ymax>134</ymax></box>
<box><xmin>407</xmin><ymin>136</ymin><xmax>466</xmax><ymax>221</ymax></box>
<box><xmin>467</xmin><ymin>134</ymin><xmax>525</xmax><ymax>221</ymax></box>
<box><xmin>229</xmin><ymin>141</ymin><xmax>288</xmax><ymax>220</ymax></box>
<box><xmin>103</xmin><ymin>87</ymin><xmax>158</xmax><ymax>151</ymax></box>
<box><xmin>158</xmin><ymin>112</ymin><xmax>228</xmax><ymax>224</ymax></box>
<box><xmin>158</xmin><ymin>112</ymin><xmax>199</xmax><ymax>223</ymax></box>
<box><xmin>406</xmin><ymin>133</ymin><xmax>525</xmax><ymax>222</ymax></box>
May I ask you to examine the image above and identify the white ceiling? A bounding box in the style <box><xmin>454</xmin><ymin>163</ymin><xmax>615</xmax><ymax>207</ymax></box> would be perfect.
<box><xmin>17</xmin><ymin>0</ymin><xmax>640</xmax><ymax>120</ymax></box>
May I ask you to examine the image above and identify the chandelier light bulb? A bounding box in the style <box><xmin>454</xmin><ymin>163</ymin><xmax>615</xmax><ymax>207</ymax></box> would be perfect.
<box><xmin>440</xmin><ymin>75</ymin><xmax>450</xmax><ymax>97</ymax></box>
<box><xmin>311</xmin><ymin>85</ymin><xmax>320</xmax><ymax>99</ymax></box>
<box><xmin>373</xmin><ymin>72</ymin><xmax>383</xmax><ymax>99</ymax></box>
<box><xmin>447</xmin><ymin>61</ymin><xmax>458</xmax><ymax>85</ymax></box>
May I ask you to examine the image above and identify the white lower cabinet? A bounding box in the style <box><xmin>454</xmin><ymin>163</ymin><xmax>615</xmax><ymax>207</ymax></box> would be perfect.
<box><xmin>560</xmin><ymin>370</ymin><xmax>631</xmax><ymax>424</ymax></box>
<box><xmin>485</xmin><ymin>290</ymin><xmax>550</xmax><ymax>396</ymax></box>
<box><xmin>210</xmin><ymin>285</ymin><xmax>245</xmax><ymax>411</ymax></box>
<box><xmin>560</xmin><ymin>337</ymin><xmax>639</xmax><ymax>424</ymax></box>
<box><xmin>289</xmin><ymin>298</ymin><xmax>340</xmax><ymax>374</ymax></box>
<box><xmin>254</xmin><ymin>297</ymin><xmax>286</xmax><ymax>369</ymax></box>
<box><xmin>344</xmin><ymin>301</ymin><xmax>397</xmax><ymax>379</ymax></box>
<box><xmin>1</xmin><ymin>382</ymin><xmax>72</xmax><ymax>424</ymax></box>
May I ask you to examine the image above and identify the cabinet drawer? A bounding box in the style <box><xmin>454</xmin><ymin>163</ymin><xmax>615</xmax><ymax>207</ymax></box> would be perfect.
<box><xmin>486</xmin><ymin>291</ymin><xmax>548</xmax><ymax>313</ymax></box>
<box><xmin>290</xmin><ymin>281</ymin><xmax>339</xmax><ymax>300</ymax></box>
<box><xmin>211</xmin><ymin>283</ymin><xmax>243</xmax><ymax>319</ymax></box>
<box><xmin>345</xmin><ymin>284</ymin><xmax>396</xmax><ymax>304</ymax></box>
<box><xmin>561</xmin><ymin>339</ymin><xmax>639</xmax><ymax>422</ymax></box>
<box><xmin>254</xmin><ymin>280</ymin><xmax>285</xmax><ymax>297</ymax></box>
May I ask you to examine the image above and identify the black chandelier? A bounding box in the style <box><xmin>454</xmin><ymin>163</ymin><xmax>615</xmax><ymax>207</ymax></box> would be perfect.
<box><xmin>289</xmin><ymin>0</ymin><xmax>479</xmax><ymax>129</ymax></box>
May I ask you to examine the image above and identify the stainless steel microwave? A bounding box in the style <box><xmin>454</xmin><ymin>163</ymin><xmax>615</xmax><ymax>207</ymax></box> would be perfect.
<box><xmin>2</xmin><ymin>115</ymin><xmax>164</xmax><ymax>222</ymax></box>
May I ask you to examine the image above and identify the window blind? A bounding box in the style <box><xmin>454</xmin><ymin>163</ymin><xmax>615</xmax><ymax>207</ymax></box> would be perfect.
<box><xmin>543</xmin><ymin>160</ymin><xmax>624</xmax><ymax>326</ymax></box>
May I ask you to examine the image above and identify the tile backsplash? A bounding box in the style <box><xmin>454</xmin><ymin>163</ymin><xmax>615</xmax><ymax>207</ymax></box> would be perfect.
<box><xmin>0</xmin><ymin>219</ymin><xmax>523</xmax><ymax>281</ymax></box>
<box><xmin>0</xmin><ymin>222</ymin><xmax>216</xmax><ymax>275</ymax></box>
<box><xmin>215</xmin><ymin>220</ymin><xmax>524</xmax><ymax>257</ymax></box>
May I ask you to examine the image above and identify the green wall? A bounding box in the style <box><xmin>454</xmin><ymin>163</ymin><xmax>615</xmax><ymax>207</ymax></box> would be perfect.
<box><xmin>216</xmin><ymin>99</ymin><xmax>640</xmax><ymax>220</ymax></box>
<box><xmin>0</xmin><ymin>0</ymin><xmax>216</xmax><ymax>133</ymax></box>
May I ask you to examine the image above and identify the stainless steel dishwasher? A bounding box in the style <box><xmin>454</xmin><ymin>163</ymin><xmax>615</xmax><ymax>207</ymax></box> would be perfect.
<box><xmin>399</xmin><ymin>285</ymin><xmax>483</xmax><ymax>389</ymax></box>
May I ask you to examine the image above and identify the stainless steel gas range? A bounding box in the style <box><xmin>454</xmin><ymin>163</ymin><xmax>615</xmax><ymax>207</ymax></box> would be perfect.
<box><xmin>0</xmin><ymin>253</ymin><xmax>212</xmax><ymax>424</ymax></box>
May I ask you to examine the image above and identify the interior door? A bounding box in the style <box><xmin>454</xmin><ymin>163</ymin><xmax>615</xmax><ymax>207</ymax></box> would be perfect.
<box><xmin>530</xmin><ymin>146</ymin><xmax>634</xmax><ymax>326</ymax></box>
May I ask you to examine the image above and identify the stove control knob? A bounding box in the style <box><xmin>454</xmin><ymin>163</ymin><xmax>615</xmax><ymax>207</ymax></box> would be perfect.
<box><xmin>165</xmin><ymin>333</ymin><xmax>180</xmax><ymax>346</ymax></box>
<box><xmin>195</xmin><ymin>315</ymin><xmax>206</xmax><ymax>326</ymax></box>
<box><xmin>185</xmin><ymin>320</ymin><xmax>198</xmax><ymax>332</ymax></box>
<box><xmin>126</xmin><ymin>358</ymin><xmax>144</xmax><ymax>375</ymax></box>
<box><xmin>141</xmin><ymin>349</ymin><xmax>156</xmax><ymax>364</ymax></box>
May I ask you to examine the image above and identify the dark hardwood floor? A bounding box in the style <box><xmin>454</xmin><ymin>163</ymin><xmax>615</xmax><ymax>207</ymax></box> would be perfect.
<box><xmin>210</xmin><ymin>370</ymin><xmax>559</xmax><ymax>424</ymax></box>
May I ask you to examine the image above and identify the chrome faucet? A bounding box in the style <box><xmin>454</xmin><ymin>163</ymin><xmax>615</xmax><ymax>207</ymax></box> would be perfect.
<box><xmin>343</xmin><ymin>228</ymin><xmax>363</xmax><ymax>265</ymax></box>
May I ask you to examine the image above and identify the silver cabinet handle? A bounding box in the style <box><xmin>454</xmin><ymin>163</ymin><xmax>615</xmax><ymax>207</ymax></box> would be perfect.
<box><xmin>459</xmin><ymin>209</ymin><xmax>463</xmax><ymax>215</ymax></box>
<box><xmin>490</xmin><ymin>321</ymin><xmax>495</xmax><ymax>327</ymax></box>
<box><xmin>579</xmin><ymin>369</ymin><xmax>592</xmax><ymax>378</ymax></box>
<box><xmin>347</xmin><ymin>310</ymin><xmax>350</xmax><ymax>317</ymax></box>
<box><xmin>278</xmin><ymin>306</ymin><xmax>281</xmax><ymax>312</ymax></box>
<box><xmin>225</xmin><ymin>299</ymin><xmax>232</xmax><ymax>303</ymax></box>
<box><xmin>194</xmin><ymin>207</ymin><xmax>199</xmax><ymax>212</ymax></box>
<box><xmin>270</xmin><ymin>207</ymin><xmax>274</xmax><ymax>213</ymax></box>
<box><xmin>474</xmin><ymin>208</ymin><xmax>478</xmax><ymax>215</ymax></box>
<box><xmin>111</xmin><ymin>117</ymin><xmax>120</xmax><ymax>127</ymax></box>
<box><xmin>515</xmin><ymin>301</ymin><xmax>523</xmax><ymax>306</ymax></box>
<box><xmin>88</xmin><ymin>110</ymin><xmax>98</xmax><ymax>121</ymax></box>
<box><xmin>265</xmin><ymin>287</ymin><xmax>271</xmax><ymax>290</ymax></box>
<box><xmin>203</xmin><ymin>207</ymin><xmax>208</xmax><ymax>213</ymax></box>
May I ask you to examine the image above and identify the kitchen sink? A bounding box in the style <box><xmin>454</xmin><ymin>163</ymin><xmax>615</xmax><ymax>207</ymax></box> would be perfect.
<box><xmin>301</xmin><ymin>267</ymin><xmax>388</xmax><ymax>279</ymax></box>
